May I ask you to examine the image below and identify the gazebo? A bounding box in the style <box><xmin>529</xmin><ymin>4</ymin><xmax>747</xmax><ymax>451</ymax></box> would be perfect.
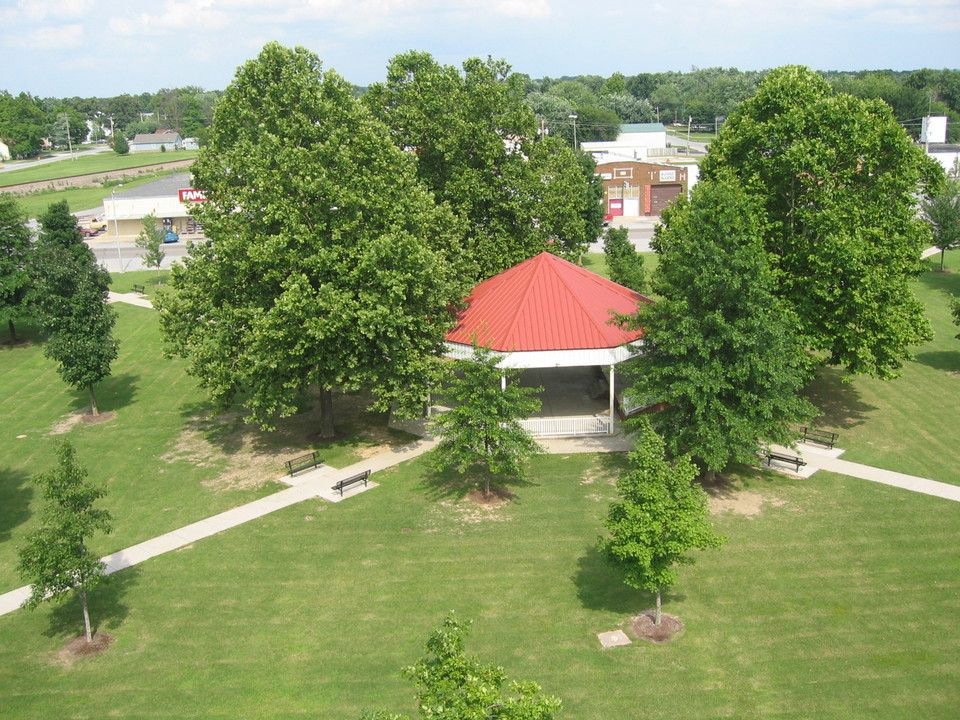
<box><xmin>443</xmin><ymin>252</ymin><xmax>653</xmax><ymax>436</ymax></box>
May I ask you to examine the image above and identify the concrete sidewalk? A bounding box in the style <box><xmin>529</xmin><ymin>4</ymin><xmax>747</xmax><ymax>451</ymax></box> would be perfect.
<box><xmin>769</xmin><ymin>441</ymin><xmax>960</xmax><ymax>502</ymax></box>
<box><xmin>4</xmin><ymin>429</ymin><xmax>957</xmax><ymax>619</ymax></box>
<box><xmin>107</xmin><ymin>291</ymin><xmax>153</xmax><ymax>309</ymax></box>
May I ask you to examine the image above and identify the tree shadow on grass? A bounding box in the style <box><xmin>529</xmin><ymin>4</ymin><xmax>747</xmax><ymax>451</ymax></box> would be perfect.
<box><xmin>801</xmin><ymin>366</ymin><xmax>876</xmax><ymax>431</ymax></box>
<box><xmin>913</xmin><ymin>350</ymin><xmax>960</xmax><ymax>373</ymax></box>
<box><xmin>41</xmin><ymin>566</ymin><xmax>140</xmax><ymax>640</ymax></box>
<box><xmin>0</xmin><ymin>466</ymin><xmax>33</xmax><ymax>544</ymax></box>
<box><xmin>65</xmin><ymin>373</ymin><xmax>140</xmax><ymax>415</ymax></box>
<box><xmin>417</xmin><ymin>463</ymin><xmax>538</xmax><ymax>503</ymax></box>
<box><xmin>919</xmin><ymin>262</ymin><xmax>960</xmax><ymax>297</ymax></box>
<box><xmin>573</xmin><ymin>545</ymin><xmax>685</xmax><ymax>614</ymax></box>
<box><xmin>176</xmin><ymin>387</ymin><xmax>416</xmax><ymax>460</ymax></box>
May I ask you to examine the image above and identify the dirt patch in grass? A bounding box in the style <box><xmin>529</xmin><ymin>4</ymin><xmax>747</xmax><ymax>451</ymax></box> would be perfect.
<box><xmin>55</xmin><ymin>633</ymin><xmax>114</xmax><ymax>666</ymax></box>
<box><xmin>701</xmin><ymin>474</ymin><xmax>785</xmax><ymax>517</ymax></box>
<box><xmin>49</xmin><ymin>408</ymin><xmax>116</xmax><ymax>434</ymax></box>
<box><xmin>466</xmin><ymin>487</ymin><xmax>513</xmax><ymax>507</ymax></box>
<box><xmin>631</xmin><ymin>612</ymin><xmax>684</xmax><ymax>644</ymax></box>
<box><xmin>163</xmin><ymin>390</ymin><xmax>406</xmax><ymax>492</ymax></box>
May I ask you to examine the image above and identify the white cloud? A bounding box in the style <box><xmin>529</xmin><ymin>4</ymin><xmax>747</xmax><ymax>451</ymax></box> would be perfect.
<box><xmin>108</xmin><ymin>0</ymin><xmax>231</xmax><ymax>36</ymax></box>
<box><xmin>8</xmin><ymin>23</ymin><xmax>85</xmax><ymax>50</ymax></box>
<box><xmin>2</xmin><ymin>0</ymin><xmax>94</xmax><ymax>23</ymax></box>
<box><xmin>492</xmin><ymin>0</ymin><xmax>551</xmax><ymax>19</ymax></box>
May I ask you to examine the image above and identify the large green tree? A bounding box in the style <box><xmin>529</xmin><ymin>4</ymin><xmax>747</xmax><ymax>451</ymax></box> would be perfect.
<box><xmin>430</xmin><ymin>345</ymin><xmax>542</xmax><ymax>496</ymax></box>
<box><xmin>0</xmin><ymin>196</ymin><xmax>32</xmax><ymax>341</ymax></box>
<box><xmin>30</xmin><ymin>201</ymin><xmax>119</xmax><ymax>415</ymax></box>
<box><xmin>156</xmin><ymin>43</ymin><xmax>471</xmax><ymax>438</ymax></box>
<box><xmin>366</xmin><ymin>51</ymin><xmax>602</xmax><ymax>280</ymax></box>
<box><xmin>17</xmin><ymin>441</ymin><xmax>113</xmax><ymax>643</ymax></box>
<box><xmin>622</xmin><ymin>175</ymin><xmax>816</xmax><ymax>475</ymax></box>
<box><xmin>599</xmin><ymin>418</ymin><xmax>723</xmax><ymax>626</ymax></box>
<box><xmin>602</xmin><ymin>226</ymin><xmax>646</xmax><ymax>294</ymax></box>
<box><xmin>701</xmin><ymin>65</ymin><xmax>941</xmax><ymax>379</ymax></box>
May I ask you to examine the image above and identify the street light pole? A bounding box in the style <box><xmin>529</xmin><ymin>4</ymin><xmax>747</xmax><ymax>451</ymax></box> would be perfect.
<box><xmin>111</xmin><ymin>186</ymin><xmax>123</xmax><ymax>272</ymax></box>
<box><xmin>569</xmin><ymin>113</ymin><xmax>578</xmax><ymax>149</ymax></box>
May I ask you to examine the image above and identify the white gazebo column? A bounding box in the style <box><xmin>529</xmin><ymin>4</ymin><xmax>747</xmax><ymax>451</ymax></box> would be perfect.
<box><xmin>608</xmin><ymin>364</ymin><xmax>615</xmax><ymax>435</ymax></box>
<box><xmin>501</xmin><ymin>373</ymin><xmax>506</xmax><ymax>391</ymax></box>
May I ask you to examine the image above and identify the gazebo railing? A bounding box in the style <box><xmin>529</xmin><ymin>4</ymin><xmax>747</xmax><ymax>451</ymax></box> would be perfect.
<box><xmin>517</xmin><ymin>416</ymin><xmax>613</xmax><ymax>437</ymax></box>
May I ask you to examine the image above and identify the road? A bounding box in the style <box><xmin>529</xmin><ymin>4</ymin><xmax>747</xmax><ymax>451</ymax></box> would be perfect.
<box><xmin>86</xmin><ymin>236</ymin><xmax>199</xmax><ymax>273</ymax></box>
<box><xmin>587</xmin><ymin>217</ymin><xmax>660</xmax><ymax>253</ymax></box>
<box><xmin>0</xmin><ymin>145</ymin><xmax>111</xmax><ymax>174</ymax></box>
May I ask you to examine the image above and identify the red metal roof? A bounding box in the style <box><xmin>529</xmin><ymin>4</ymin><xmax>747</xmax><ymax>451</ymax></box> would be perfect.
<box><xmin>446</xmin><ymin>252</ymin><xmax>652</xmax><ymax>352</ymax></box>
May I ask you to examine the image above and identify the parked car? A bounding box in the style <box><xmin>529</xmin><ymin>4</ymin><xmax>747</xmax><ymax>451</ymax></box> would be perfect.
<box><xmin>80</xmin><ymin>227</ymin><xmax>102</xmax><ymax>237</ymax></box>
<box><xmin>163</xmin><ymin>230</ymin><xmax>179</xmax><ymax>244</ymax></box>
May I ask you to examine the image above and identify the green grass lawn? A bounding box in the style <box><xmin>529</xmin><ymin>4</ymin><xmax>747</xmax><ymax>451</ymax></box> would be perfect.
<box><xmin>0</xmin><ymin>296</ymin><xmax>415</xmax><ymax>591</ymax></box>
<box><xmin>0</xmin><ymin>150</ymin><xmax>198</xmax><ymax>188</ymax></box>
<box><xmin>804</xmin><ymin>250</ymin><xmax>960</xmax><ymax>483</ymax></box>
<box><xmin>11</xmin><ymin>169</ymin><xmax>191</xmax><ymax>219</ymax></box>
<box><xmin>1</xmin><ymin>250</ymin><xmax>958</xmax><ymax>718</ymax></box>
<box><xmin>1</xmin><ymin>454</ymin><xmax>957</xmax><ymax>719</ymax></box>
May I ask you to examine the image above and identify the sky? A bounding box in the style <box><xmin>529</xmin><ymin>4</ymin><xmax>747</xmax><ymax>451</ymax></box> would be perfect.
<box><xmin>1</xmin><ymin>0</ymin><xmax>959</xmax><ymax>98</ymax></box>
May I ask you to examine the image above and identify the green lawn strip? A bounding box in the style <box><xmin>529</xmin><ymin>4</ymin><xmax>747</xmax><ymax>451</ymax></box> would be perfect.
<box><xmin>582</xmin><ymin>250</ymin><xmax>658</xmax><ymax>284</ymax></box>
<box><xmin>1</xmin><ymin>457</ymin><xmax>957</xmax><ymax>719</ymax></box>
<box><xmin>109</xmin><ymin>268</ymin><xmax>172</xmax><ymax>295</ymax></box>
<box><xmin>804</xmin><ymin>250</ymin><xmax>960</xmax><ymax>484</ymax></box>
<box><xmin>11</xmin><ymin>169</ymin><xmax>191</xmax><ymax>219</ymax></box>
<box><xmin>0</xmin><ymin>304</ymin><xmax>407</xmax><ymax>591</ymax></box>
<box><xmin>0</xmin><ymin>150</ymin><xmax>198</xmax><ymax>188</ymax></box>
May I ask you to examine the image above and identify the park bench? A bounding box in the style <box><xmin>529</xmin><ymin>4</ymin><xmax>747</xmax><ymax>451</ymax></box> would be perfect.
<box><xmin>284</xmin><ymin>450</ymin><xmax>322</xmax><ymax>476</ymax></box>
<box><xmin>764</xmin><ymin>451</ymin><xmax>806</xmax><ymax>473</ymax></box>
<box><xmin>801</xmin><ymin>426</ymin><xmax>838</xmax><ymax>449</ymax></box>
<box><xmin>131</xmin><ymin>284</ymin><xmax>145</xmax><ymax>294</ymax></box>
<box><xmin>332</xmin><ymin>470</ymin><xmax>371</xmax><ymax>496</ymax></box>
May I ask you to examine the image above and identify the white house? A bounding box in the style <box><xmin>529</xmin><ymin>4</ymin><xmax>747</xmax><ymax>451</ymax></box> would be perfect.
<box><xmin>581</xmin><ymin>123</ymin><xmax>670</xmax><ymax>161</ymax></box>
<box><xmin>129</xmin><ymin>131</ymin><xmax>183</xmax><ymax>153</ymax></box>
<box><xmin>0</xmin><ymin>140</ymin><xmax>10</xmax><ymax>161</ymax></box>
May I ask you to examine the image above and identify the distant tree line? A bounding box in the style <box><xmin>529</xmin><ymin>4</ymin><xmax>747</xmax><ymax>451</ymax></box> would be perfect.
<box><xmin>518</xmin><ymin>67</ymin><xmax>960</xmax><ymax>144</ymax></box>
<box><xmin>3</xmin><ymin>67</ymin><xmax>958</xmax><ymax>159</ymax></box>
<box><xmin>0</xmin><ymin>86</ymin><xmax>223</xmax><ymax>158</ymax></box>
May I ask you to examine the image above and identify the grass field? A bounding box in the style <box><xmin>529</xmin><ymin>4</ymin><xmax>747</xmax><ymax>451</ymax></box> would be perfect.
<box><xmin>0</xmin><ymin>150</ymin><xmax>198</xmax><ymax>188</ymax></box>
<box><xmin>1</xmin><ymin>454</ymin><xmax>957</xmax><ymax>719</ymax></box>
<box><xmin>0</xmin><ymin>257</ymin><xmax>958</xmax><ymax>718</ymax></box>
<box><xmin>11</xmin><ymin>169</ymin><xmax>190</xmax><ymax>219</ymax></box>
<box><xmin>804</xmin><ymin>250</ymin><xmax>960</xmax><ymax>483</ymax></box>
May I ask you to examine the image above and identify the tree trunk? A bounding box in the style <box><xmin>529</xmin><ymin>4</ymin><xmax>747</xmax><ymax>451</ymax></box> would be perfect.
<box><xmin>319</xmin><ymin>387</ymin><xmax>335</xmax><ymax>438</ymax></box>
<box><xmin>941</xmin><ymin>248</ymin><xmax>946</xmax><ymax>272</ymax></box>
<box><xmin>88</xmin><ymin>385</ymin><xmax>100</xmax><ymax>416</ymax></box>
<box><xmin>80</xmin><ymin>588</ymin><xmax>93</xmax><ymax>643</ymax></box>
<box><xmin>7</xmin><ymin>318</ymin><xmax>16</xmax><ymax>342</ymax></box>
<box><xmin>655</xmin><ymin>587</ymin><xmax>662</xmax><ymax>627</ymax></box>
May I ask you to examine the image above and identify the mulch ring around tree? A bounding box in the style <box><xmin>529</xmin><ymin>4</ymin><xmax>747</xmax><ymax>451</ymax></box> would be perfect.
<box><xmin>82</xmin><ymin>411</ymin><xmax>117</xmax><ymax>426</ymax></box>
<box><xmin>57</xmin><ymin>633</ymin><xmax>114</xmax><ymax>665</ymax></box>
<box><xmin>466</xmin><ymin>487</ymin><xmax>514</xmax><ymax>507</ymax></box>
<box><xmin>631</xmin><ymin>612</ymin><xmax>684</xmax><ymax>644</ymax></box>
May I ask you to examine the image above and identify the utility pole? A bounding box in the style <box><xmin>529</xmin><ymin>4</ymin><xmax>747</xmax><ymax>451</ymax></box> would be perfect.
<box><xmin>569</xmin><ymin>113</ymin><xmax>578</xmax><ymax>149</ymax></box>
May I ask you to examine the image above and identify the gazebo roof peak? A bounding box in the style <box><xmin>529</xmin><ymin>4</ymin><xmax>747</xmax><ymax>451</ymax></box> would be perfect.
<box><xmin>446</xmin><ymin>251</ymin><xmax>652</xmax><ymax>353</ymax></box>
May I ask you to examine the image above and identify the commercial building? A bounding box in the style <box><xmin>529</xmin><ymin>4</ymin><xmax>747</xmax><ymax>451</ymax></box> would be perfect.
<box><xmin>595</xmin><ymin>160</ymin><xmax>689</xmax><ymax>217</ymax></box>
<box><xmin>103</xmin><ymin>173</ymin><xmax>205</xmax><ymax>239</ymax></box>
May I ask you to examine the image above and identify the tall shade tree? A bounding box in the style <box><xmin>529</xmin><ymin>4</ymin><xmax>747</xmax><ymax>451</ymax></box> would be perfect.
<box><xmin>701</xmin><ymin>65</ymin><xmax>941</xmax><ymax>379</ymax></box>
<box><xmin>430</xmin><ymin>345</ymin><xmax>542</xmax><ymax>496</ymax></box>
<box><xmin>134</xmin><ymin>211</ymin><xmax>166</xmax><ymax>284</ymax></box>
<box><xmin>921</xmin><ymin>177</ymin><xmax>960</xmax><ymax>271</ymax></box>
<box><xmin>0</xmin><ymin>195</ymin><xmax>32</xmax><ymax>341</ymax></box>
<box><xmin>622</xmin><ymin>176</ymin><xmax>816</xmax><ymax>475</ymax></box>
<box><xmin>156</xmin><ymin>43</ymin><xmax>471</xmax><ymax>438</ymax></box>
<box><xmin>393</xmin><ymin>614</ymin><xmax>561</xmax><ymax>720</ymax></box>
<box><xmin>17</xmin><ymin>441</ymin><xmax>113</xmax><ymax>644</ymax></box>
<box><xmin>599</xmin><ymin>418</ymin><xmax>723</xmax><ymax>627</ymax></box>
<box><xmin>30</xmin><ymin>202</ymin><xmax>119</xmax><ymax>415</ymax></box>
<box><xmin>366</xmin><ymin>51</ymin><xmax>602</xmax><ymax>280</ymax></box>
<box><xmin>527</xmin><ymin>136</ymin><xmax>604</xmax><ymax>260</ymax></box>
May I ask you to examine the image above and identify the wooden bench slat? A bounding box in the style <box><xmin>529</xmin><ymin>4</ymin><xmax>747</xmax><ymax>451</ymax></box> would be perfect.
<box><xmin>285</xmin><ymin>451</ymin><xmax>322</xmax><ymax>476</ymax></box>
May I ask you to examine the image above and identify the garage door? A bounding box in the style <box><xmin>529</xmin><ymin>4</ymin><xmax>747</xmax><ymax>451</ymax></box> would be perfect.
<box><xmin>649</xmin><ymin>184</ymin><xmax>683</xmax><ymax>216</ymax></box>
